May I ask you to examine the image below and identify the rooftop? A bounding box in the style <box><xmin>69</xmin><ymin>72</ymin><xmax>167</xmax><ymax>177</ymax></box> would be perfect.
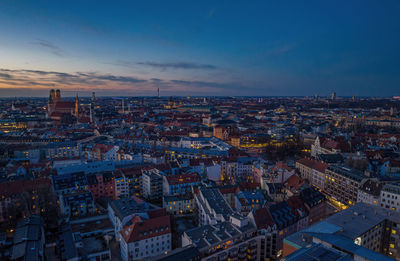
<box><xmin>109</xmin><ymin>197</ymin><xmax>154</xmax><ymax>221</ymax></box>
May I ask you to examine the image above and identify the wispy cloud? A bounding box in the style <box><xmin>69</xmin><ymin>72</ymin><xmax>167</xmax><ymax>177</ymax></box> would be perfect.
<box><xmin>0</xmin><ymin>69</ymin><xmax>146</xmax><ymax>87</ymax></box>
<box><xmin>32</xmin><ymin>39</ymin><xmax>66</xmax><ymax>57</ymax></box>
<box><xmin>267</xmin><ymin>43</ymin><xmax>297</xmax><ymax>56</ymax></box>
<box><xmin>0</xmin><ymin>68</ymin><xmax>250</xmax><ymax>96</ymax></box>
<box><xmin>136</xmin><ymin>61</ymin><xmax>217</xmax><ymax>71</ymax></box>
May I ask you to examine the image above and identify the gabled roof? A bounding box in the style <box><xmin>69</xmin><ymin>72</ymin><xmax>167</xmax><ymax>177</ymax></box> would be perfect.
<box><xmin>252</xmin><ymin>207</ymin><xmax>274</xmax><ymax>229</ymax></box>
<box><xmin>122</xmin><ymin>214</ymin><xmax>170</xmax><ymax>243</ymax></box>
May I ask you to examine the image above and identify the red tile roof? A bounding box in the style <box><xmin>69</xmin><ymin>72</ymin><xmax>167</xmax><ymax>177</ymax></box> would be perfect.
<box><xmin>297</xmin><ymin>158</ymin><xmax>328</xmax><ymax>173</ymax></box>
<box><xmin>297</xmin><ymin>158</ymin><xmax>316</xmax><ymax>168</ymax></box>
<box><xmin>93</xmin><ymin>144</ymin><xmax>115</xmax><ymax>153</ymax></box>
<box><xmin>285</xmin><ymin>174</ymin><xmax>305</xmax><ymax>191</ymax></box>
<box><xmin>122</xmin><ymin>214</ymin><xmax>170</xmax><ymax>243</ymax></box>
<box><xmin>252</xmin><ymin>207</ymin><xmax>274</xmax><ymax>229</ymax></box>
<box><xmin>0</xmin><ymin>178</ymin><xmax>51</xmax><ymax>198</ymax></box>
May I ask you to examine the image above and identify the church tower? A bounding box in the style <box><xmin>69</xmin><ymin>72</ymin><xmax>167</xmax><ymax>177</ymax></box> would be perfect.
<box><xmin>56</xmin><ymin>89</ymin><xmax>61</xmax><ymax>103</ymax></box>
<box><xmin>75</xmin><ymin>94</ymin><xmax>79</xmax><ymax>118</ymax></box>
<box><xmin>47</xmin><ymin>89</ymin><xmax>55</xmax><ymax>117</ymax></box>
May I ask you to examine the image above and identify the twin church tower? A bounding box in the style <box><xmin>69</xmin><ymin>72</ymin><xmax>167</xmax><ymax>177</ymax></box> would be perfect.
<box><xmin>47</xmin><ymin>89</ymin><xmax>96</xmax><ymax>123</ymax></box>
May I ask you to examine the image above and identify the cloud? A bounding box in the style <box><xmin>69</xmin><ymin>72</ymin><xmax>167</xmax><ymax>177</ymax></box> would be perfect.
<box><xmin>0</xmin><ymin>68</ymin><xmax>147</xmax><ymax>87</ymax></box>
<box><xmin>32</xmin><ymin>39</ymin><xmax>66</xmax><ymax>57</ymax></box>
<box><xmin>0</xmin><ymin>68</ymin><xmax>256</xmax><ymax>96</ymax></box>
<box><xmin>267</xmin><ymin>43</ymin><xmax>297</xmax><ymax>56</ymax></box>
<box><xmin>136</xmin><ymin>61</ymin><xmax>217</xmax><ymax>71</ymax></box>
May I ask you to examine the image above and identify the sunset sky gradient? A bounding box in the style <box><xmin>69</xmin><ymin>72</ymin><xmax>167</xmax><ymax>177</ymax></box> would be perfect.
<box><xmin>0</xmin><ymin>0</ymin><xmax>399</xmax><ymax>97</ymax></box>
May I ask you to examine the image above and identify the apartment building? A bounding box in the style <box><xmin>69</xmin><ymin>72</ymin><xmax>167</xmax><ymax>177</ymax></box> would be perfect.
<box><xmin>324</xmin><ymin>165</ymin><xmax>366</xmax><ymax>207</ymax></box>
<box><xmin>163</xmin><ymin>193</ymin><xmax>195</xmax><ymax>215</ymax></box>
<box><xmin>283</xmin><ymin>203</ymin><xmax>400</xmax><ymax>260</ymax></box>
<box><xmin>380</xmin><ymin>183</ymin><xmax>400</xmax><ymax>212</ymax></box>
<box><xmin>162</xmin><ymin>172</ymin><xmax>201</xmax><ymax>195</ymax></box>
<box><xmin>142</xmin><ymin>169</ymin><xmax>163</xmax><ymax>201</ymax></box>
<box><xmin>182</xmin><ymin>215</ymin><xmax>257</xmax><ymax>260</ymax></box>
<box><xmin>120</xmin><ymin>211</ymin><xmax>171</xmax><ymax>261</ymax></box>
<box><xmin>357</xmin><ymin>179</ymin><xmax>382</xmax><ymax>206</ymax></box>
<box><xmin>195</xmin><ymin>187</ymin><xmax>234</xmax><ymax>226</ymax></box>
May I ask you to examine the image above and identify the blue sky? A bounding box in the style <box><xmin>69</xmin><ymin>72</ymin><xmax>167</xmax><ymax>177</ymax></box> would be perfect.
<box><xmin>0</xmin><ymin>0</ymin><xmax>399</xmax><ymax>96</ymax></box>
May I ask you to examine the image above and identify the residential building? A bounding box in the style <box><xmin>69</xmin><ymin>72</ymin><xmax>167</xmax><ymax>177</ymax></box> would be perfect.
<box><xmin>325</xmin><ymin>165</ymin><xmax>366</xmax><ymax>208</ymax></box>
<box><xmin>163</xmin><ymin>193</ymin><xmax>195</xmax><ymax>215</ymax></box>
<box><xmin>108</xmin><ymin>196</ymin><xmax>156</xmax><ymax>241</ymax></box>
<box><xmin>380</xmin><ymin>183</ymin><xmax>400</xmax><ymax>212</ymax></box>
<box><xmin>283</xmin><ymin>203</ymin><xmax>400</xmax><ymax>260</ymax></box>
<box><xmin>357</xmin><ymin>179</ymin><xmax>382</xmax><ymax>206</ymax></box>
<box><xmin>195</xmin><ymin>187</ymin><xmax>234</xmax><ymax>226</ymax></box>
<box><xmin>87</xmin><ymin>171</ymin><xmax>116</xmax><ymax>200</ymax></box>
<box><xmin>142</xmin><ymin>169</ymin><xmax>164</xmax><ymax>201</ymax></box>
<box><xmin>120</xmin><ymin>211</ymin><xmax>171</xmax><ymax>261</ymax></box>
<box><xmin>162</xmin><ymin>172</ymin><xmax>201</xmax><ymax>195</ymax></box>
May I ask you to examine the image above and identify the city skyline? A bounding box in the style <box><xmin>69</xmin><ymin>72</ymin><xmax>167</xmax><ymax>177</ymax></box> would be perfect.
<box><xmin>1</xmin><ymin>0</ymin><xmax>400</xmax><ymax>97</ymax></box>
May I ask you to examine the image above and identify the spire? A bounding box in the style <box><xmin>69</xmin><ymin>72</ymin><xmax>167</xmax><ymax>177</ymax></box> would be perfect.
<box><xmin>75</xmin><ymin>93</ymin><xmax>79</xmax><ymax>118</ymax></box>
<box><xmin>90</xmin><ymin>106</ymin><xmax>93</xmax><ymax>123</ymax></box>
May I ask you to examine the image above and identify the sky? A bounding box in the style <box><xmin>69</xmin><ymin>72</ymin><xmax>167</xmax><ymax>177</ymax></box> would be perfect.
<box><xmin>0</xmin><ymin>0</ymin><xmax>399</xmax><ymax>97</ymax></box>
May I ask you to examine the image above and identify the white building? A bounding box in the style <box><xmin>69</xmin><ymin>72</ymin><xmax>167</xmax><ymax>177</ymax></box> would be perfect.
<box><xmin>142</xmin><ymin>169</ymin><xmax>163</xmax><ymax>201</ymax></box>
<box><xmin>357</xmin><ymin>179</ymin><xmax>381</xmax><ymax>206</ymax></box>
<box><xmin>120</xmin><ymin>214</ymin><xmax>171</xmax><ymax>261</ymax></box>
<box><xmin>108</xmin><ymin>197</ymin><xmax>155</xmax><ymax>241</ymax></box>
<box><xmin>380</xmin><ymin>183</ymin><xmax>400</xmax><ymax>212</ymax></box>
<box><xmin>195</xmin><ymin>187</ymin><xmax>234</xmax><ymax>226</ymax></box>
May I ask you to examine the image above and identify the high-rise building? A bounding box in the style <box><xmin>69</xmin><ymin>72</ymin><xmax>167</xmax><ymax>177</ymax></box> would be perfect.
<box><xmin>331</xmin><ymin>91</ymin><xmax>336</xmax><ymax>100</ymax></box>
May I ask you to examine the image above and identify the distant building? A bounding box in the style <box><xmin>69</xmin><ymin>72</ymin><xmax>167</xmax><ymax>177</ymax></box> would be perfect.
<box><xmin>47</xmin><ymin>89</ymin><xmax>80</xmax><ymax>120</ymax></box>
<box><xmin>311</xmin><ymin>136</ymin><xmax>350</xmax><ymax>157</ymax></box>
